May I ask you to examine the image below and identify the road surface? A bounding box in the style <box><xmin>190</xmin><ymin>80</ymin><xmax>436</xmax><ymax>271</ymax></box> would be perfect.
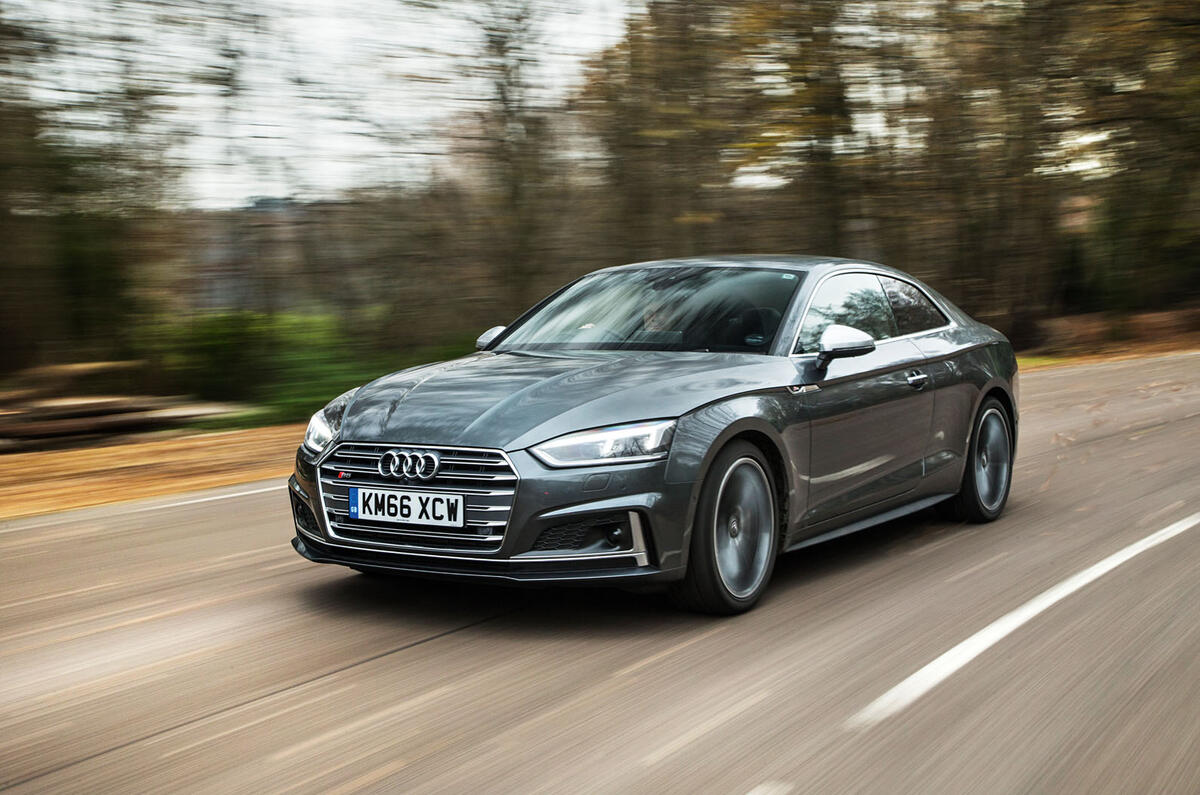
<box><xmin>2</xmin><ymin>352</ymin><xmax>1199</xmax><ymax>793</ymax></box>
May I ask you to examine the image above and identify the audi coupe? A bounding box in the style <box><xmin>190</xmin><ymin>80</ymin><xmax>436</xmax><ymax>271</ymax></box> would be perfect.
<box><xmin>289</xmin><ymin>256</ymin><xmax>1017</xmax><ymax>613</ymax></box>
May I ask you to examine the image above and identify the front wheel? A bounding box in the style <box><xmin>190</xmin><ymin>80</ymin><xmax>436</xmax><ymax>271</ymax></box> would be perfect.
<box><xmin>670</xmin><ymin>441</ymin><xmax>780</xmax><ymax>614</ymax></box>
<box><xmin>939</xmin><ymin>397</ymin><xmax>1013</xmax><ymax>523</ymax></box>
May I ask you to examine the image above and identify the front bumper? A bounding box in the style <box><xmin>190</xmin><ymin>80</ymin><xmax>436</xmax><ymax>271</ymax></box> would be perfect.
<box><xmin>291</xmin><ymin>534</ymin><xmax>678</xmax><ymax>586</ymax></box>
<box><xmin>289</xmin><ymin>444</ymin><xmax>695</xmax><ymax>585</ymax></box>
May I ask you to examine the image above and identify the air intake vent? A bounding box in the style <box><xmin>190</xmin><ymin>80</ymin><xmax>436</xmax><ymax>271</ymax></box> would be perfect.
<box><xmin>531</xmin><ymin>513</ymin><xmax>633</xmax><ymax>553</ymax></box>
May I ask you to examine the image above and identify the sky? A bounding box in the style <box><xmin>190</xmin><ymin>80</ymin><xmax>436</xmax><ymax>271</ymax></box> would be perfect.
<box><xmin>7</xmin><ymin>0</ymin><xmax>630</xmax><ymax>208</ymax></box>
<box><xmin>185</xmin><ymin>0</ymin><xmax>630</xmax><ymax>207</ymax></box>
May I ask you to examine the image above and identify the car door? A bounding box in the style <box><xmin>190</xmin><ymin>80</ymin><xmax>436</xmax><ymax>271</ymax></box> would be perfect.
<box><xmin>877</xmin><ymin>274</ymin><xmax>962</xmax><ymax>489</ymax></box>
<box><xmin>792</xmin><ymin>272</ymin><xmax>935</xmax><ymax>527</ymax></box>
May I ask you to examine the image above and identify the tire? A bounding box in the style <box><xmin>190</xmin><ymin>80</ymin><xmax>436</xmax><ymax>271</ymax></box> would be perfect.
<box><xmin>938</xmin><ymin>397</ymin><xmax>1013</xmax><ymax>523</ymax></box>
<box><xmin>670</xmin><ymin>440</ymin><xmax>780</xmax><ymax>614</ymax></box>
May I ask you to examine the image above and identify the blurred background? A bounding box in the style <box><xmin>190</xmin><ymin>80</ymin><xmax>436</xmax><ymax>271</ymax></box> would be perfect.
<box><xmin>1</xmin><ymin>0</ymin><xmax>1198</xmax><ymax>447</ymax></box>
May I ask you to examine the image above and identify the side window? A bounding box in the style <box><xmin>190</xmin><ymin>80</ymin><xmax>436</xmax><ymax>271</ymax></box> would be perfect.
<box><xmin>879</xmin><ymin>276</ymin><xmax>948</xmax><ymax>336</ymax></box>
<box><xmin>793</xmin><ymin>273</ymin><xmax>898</xmax><ymax>354</ymax></box>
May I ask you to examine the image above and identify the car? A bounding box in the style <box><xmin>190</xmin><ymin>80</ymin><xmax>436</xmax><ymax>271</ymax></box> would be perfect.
<box><xmin>288</xmin><ymin>255</ymin><xmax>1018</xmax><ymax>613</ymax></box>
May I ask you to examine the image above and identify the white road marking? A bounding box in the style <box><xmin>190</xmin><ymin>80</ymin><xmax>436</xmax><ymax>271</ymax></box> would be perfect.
<box><xmin>642</xmin><ymin>690</ymin><xmax>771</xmax><ymax>766</ymax></box>
<box><xmin>848</xmin><ymin>511</ymin><xmax>1200</xmax><ymax>729</ymax></box>
<box><xmin>0</xmin><ymin>484</ymin><xmax>283</xmax><ymax>534</ymax></box>
<box><xmin>97</xmin><ymin>484</ymin><xmax>284</xmax><ymax>514</ymax></box>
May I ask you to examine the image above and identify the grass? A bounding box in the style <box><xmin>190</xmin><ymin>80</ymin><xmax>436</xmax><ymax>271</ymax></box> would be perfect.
<box><xmin>134</xmin><ymin>311</ymin><xmax>475</xmax><ymax>429</ymax></box>
<box><xmin>186</xmin><ymin>340</ymin><xmax>475</xmax><ymax>430</ymax></box>
<box><xmin>189</xmin><ymin>340</ymin><xmax>475</xmax><ymax>430</ymax></box>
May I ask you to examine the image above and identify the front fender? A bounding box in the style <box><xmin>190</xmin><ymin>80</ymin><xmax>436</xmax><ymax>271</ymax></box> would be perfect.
<box><xmin>666</xmin><ymin>392</ymin><xmax>809</xmax><ymax>566</ymax></box>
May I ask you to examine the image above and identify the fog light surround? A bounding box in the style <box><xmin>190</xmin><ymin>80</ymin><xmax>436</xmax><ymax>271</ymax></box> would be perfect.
<box><xmin>291</xmin><ymin>491</ymin><xmax>320</xmax><ymax>538</ymax></box>
<box><xmin>520</xmin><ymin>511</ymin><xmax>650</xmax><ymax>566</ymax></box>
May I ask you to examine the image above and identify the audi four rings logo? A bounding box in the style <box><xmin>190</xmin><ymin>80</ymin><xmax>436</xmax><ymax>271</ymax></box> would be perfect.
<box><xmin>378</xmin><ymin>450</ymin><xmax>441</xmax><ymax>480</ymax></box>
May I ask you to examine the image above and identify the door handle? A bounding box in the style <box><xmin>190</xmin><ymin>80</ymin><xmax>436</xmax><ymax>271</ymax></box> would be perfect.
<box><xmin>906</xmin><ymin>371</ymin><xmax>929</xmax><ymax>389</ymax></box>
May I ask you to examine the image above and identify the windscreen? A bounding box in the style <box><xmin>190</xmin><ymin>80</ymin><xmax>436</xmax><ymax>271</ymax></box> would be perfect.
<box><xmin>496</xmin><ymin>267</ymin><xmax>804</xmax><ymax>353</ymax></box>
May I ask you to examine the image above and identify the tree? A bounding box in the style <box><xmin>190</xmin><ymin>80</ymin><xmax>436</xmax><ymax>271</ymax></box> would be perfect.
<box><xmin>579</xmin><ymin>2</ymin><xmax>757</xmax><ymax>261</ymax></box>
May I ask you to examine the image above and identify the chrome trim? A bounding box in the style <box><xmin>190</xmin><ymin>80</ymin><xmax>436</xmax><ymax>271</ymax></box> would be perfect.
<box><xmin>318</xmin><ymin>477</ymin><xmax>515</xmax><ymax>496</ymax></box>
<box><xmin>296</xmin><ymin>522</ymin><xmax>650</xmax><ymax>566</ymax></box>
<box><xmin>315</xmin><ymin>441</ymin><xmax>520</xmax><ymax>555</ymax></box>
<box><xmin>378</xmin><ymin>449</ymin><xmax>441</xmax><ymax>481</ymax></box>
<box><xmin>296</xmin><ymin>524</ymin><xmax>325</xmax><ymax>544</ymax></box>
<box><xmin>786</xmin><ymin>267</ymin><xmax>957</xmax><ymax>358</ymax></box>
<box><xmin>323</xmin><ymin>460</ymin><xmax>516</xmax><ymax>482</ymax></box>
<box><xmin>325</xmin><ymin>508</ymin><xmax>506</xmax><ymax>529</ymax></box>
<box><xmin>288</xmin><ymin>476</ymin><xmax>309</xmax><ymax>500</ymax></box>
<box><xmin>324</xmin><ymin>519</ymin><xmax>504</xmax><ymax>542</ymax></box>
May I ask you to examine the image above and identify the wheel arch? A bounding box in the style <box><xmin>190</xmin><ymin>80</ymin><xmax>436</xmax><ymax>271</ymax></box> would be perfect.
<box><xmin>972</xmin><ymin>380</ymin><xmax>1018</xmax><ymax>456</ymax></box>
<box><xmin>724</xmin><ymin>429</ymin><xmax>789</xmax><ymax>545</ymax></box>
<box><xmin>669</xmin><ymin>405</ymin><xmax>800</xmax><ymax>569</ymax></box>
<box><xmin>982</xmin><ymin>386</ymin><xmax>1016</xmax><ymax>444</ymax></box>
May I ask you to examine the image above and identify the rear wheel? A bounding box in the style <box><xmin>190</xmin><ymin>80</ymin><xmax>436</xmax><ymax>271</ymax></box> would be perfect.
<box><xmin>670</xmin><ymin>441</ymin><xmax>779</xmax><ymax>614</ymax></box>
<box><xmin>939</xmin><ymin>397</ymin><xmax>1013</xmax><ymax>523</ymax></box>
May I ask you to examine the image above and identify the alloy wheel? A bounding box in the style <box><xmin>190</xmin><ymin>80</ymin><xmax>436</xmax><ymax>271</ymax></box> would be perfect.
<box><xmin>974</xmin><ymin>407</ymin><xmax>1011</xmax><ymax>512</ymax></box>
<box><xmin>713</xmin><ymin>457</ymin><xmax>775</xmax><ymax>599</ymax></box>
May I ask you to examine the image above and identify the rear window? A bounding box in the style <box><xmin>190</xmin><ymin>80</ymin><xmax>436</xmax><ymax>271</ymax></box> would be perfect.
<box><xmin>879</xmin><ymin>276</ymin><xmax>948</xmax><ymax>336</ymax></box>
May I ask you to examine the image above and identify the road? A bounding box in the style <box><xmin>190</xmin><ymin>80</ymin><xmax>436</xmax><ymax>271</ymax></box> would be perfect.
<box><xmin>2</xmin><ymin>352</ymin><xmax>1199</xmax><ymax>793</ymax></box>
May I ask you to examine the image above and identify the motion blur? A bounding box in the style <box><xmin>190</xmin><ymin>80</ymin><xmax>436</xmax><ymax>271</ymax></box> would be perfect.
<box><xmin>4</xmin><ymin>3</ymin><xmax>1200</xmax><ymax>793</ymax></box>
<box><xmin>2</xmin><ymin>0</ymin><xmax>1197</xmax><ymax>429</ymax></box>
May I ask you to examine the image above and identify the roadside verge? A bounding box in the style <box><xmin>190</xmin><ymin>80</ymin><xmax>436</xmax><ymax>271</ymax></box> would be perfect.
<box><xmin>0</xmin><ymin>424</ymin><xmax>303</xmax><ymax>520</ymax></box>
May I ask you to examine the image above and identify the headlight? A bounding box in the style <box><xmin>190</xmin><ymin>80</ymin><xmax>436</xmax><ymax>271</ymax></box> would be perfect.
<box><xmin>530</xmin><ymin>420</ymin><xmax>676</xmax><ymax>468</ymax></box>
<box><xmin>303</xmin><ymin>388</ymin><xmax>359</xmax><ymax>454</ymax></box>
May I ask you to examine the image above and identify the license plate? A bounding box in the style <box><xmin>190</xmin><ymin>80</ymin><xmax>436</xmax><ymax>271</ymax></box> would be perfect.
<box><xmin>348</xmin><ymin>487</ymin><xmax>464</xmax><ymax>528</ymax></box>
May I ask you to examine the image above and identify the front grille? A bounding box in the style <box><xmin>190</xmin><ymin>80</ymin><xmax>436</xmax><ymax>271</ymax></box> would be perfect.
<box><xmin>317</xmin><ymin>442</ymin><xmax>518</xmax><ymax>553</ymax></box>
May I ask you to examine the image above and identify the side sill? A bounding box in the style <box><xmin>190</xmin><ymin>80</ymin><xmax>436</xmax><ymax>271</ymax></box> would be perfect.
<box><xmin>785</xmin><ymin>493</ymin><xmax>954</xmax><ymax>553</ymax></box>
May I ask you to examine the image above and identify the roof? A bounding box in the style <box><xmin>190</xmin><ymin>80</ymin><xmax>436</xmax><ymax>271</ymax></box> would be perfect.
<box><xmin>583</xmin><ymin>254</ymin><xmax>964</xmax><ymax>325</ymax></box>
<box><xmin>604</xmin><ymin>254</ymin><xmax>887</xmax><ymax>274</ymax></box>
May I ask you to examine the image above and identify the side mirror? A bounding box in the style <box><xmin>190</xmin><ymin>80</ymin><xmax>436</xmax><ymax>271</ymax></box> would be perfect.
<box><xmin>816</xmin><ymin>324</ymin><xmax>875</xmax><ymax>367</ymax></box>
<box><xmin>476</xmin><ymin>325</ymin><xmax>506</xmax><ymax>351</ymax></box>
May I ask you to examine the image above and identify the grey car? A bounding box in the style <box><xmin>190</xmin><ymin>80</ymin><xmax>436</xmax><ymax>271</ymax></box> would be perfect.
<box><xmin>289</xmin><ymin>256</ymin><xmax>1017</xmax><ymax>613</ymax></box>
